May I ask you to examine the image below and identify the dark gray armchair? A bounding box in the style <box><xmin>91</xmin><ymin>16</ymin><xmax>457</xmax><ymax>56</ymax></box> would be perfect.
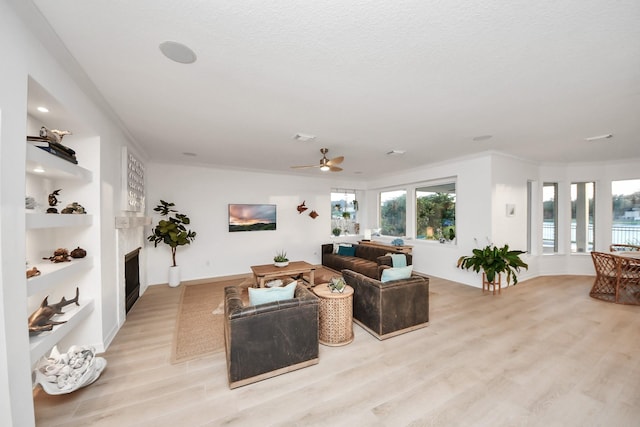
<box><xmin>342</xmin><ymin>269</ymin><xmax>429</xmax><ymax>340</ymax></box>
<box><xmin>224</xmin><ymin>283</ymin><xmax>319</xmax><ymax>389</ymax></box>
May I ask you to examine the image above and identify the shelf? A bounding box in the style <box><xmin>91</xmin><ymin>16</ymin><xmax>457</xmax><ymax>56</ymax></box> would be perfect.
<box><xmin>29</xmin><ymin>299</ymin><xmax>95</xmax><ymax>364</ymax></box>
<box><xmin>26</xmin><ymin>213</ymin><xmax>93</xmax><ymax>229</ymax></box>
<box><xmin>27</xmin><ymin>257</ymin><xmax>94</xmax><ymax>297</ymax></box>
<box><xmin>25</xmin><ymin>143</ymin><xmax>92</xmax><ymax>181</ymax></box>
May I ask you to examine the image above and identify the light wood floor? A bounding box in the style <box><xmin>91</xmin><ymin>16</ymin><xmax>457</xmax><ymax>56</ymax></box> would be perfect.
<box><xmin>33</xmin><ymin>275</ymin><xmax>640</xmax><ymax>427</ymax></box>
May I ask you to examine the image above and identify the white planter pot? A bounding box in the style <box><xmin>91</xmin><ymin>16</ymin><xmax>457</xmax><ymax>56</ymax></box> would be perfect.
<box><xmin>274</xmin><ymin>261</ymin><xmax>289</xmax><ymax>268</ymax></box>
<box><xmin>168</xmin><ymin>266</ymin><xmax>181</xmax><ymax>287</ymax></box>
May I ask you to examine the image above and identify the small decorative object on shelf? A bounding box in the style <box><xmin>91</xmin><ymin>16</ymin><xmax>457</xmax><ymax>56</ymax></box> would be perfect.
<box><xmin>297</xmin><ymin>200</ymin><xmax>308</xmax><ymax>214</ymax></box>
<box><xmin>25</xmin><ymin>196</ymin><xmax>36</xmax><ymax>209</ymax></box>
<box><xmin>309</xmin><ymin>210</ymin><xmax>318</xmax><ymax>219</ymax></box>
<box><xmin>26</xmin><ymin>266</ymin><xmax>41</xmax><ymax>278</ymax></box>
<box><xmin>273</xmin><ymin>250</ymin><xmax>289</xmax><ymax>267</ymax></box>
<box><xmin>70</xmin><ymin>247</ymin><xmax>87</xmax><ymax>258</ymax></box>
<box><xmin>60</xmin><ymin>202</ymin><xmax>87</xmax><ymax>214</ymax></box>
<box><xmin>35</xmin><ymin>345</ymin><xmax>106</xmax><ymax>395</ymax></box>
<box><xmin>332</xmin><ymin>227</ymin><xmax>341</xmax><ymax>237</ymax></box>
<box><xmin>28</xmin><ymin>287</ymin><xmax>80</xmax><ymax>335</ymax></box>
<box><xmin>391</xmin><ymin>238</ymin><xmax>404</xmax><ymax>246</ymax></box>
<box><xmin>47</xmin><ymin>189</ymin><xmax>62</xmax><ymax>214</ymax></box>
<box><xmin>26</xmin><ymin>126</ymin><xmax>78</xmax><ymax>164</ymax></box>
<box><xmin>43</xmin><ymin>248</ymin><xmax>71</xmax><ymax>263</ymax></box>
<box><xmin>328</xmin><ymin>276</ymin><xmax>347</xmax><ymax>293</ymax></box>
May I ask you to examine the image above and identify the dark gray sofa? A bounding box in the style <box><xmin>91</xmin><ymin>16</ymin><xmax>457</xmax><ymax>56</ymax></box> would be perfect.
<box><xmin>321</xmin><ymin>243</ymin><xmax>412</xmax><ymax>280</ymax></box>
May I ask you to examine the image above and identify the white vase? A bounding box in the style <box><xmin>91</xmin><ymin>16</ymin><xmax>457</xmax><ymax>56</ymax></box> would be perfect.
<box><xmin>168</xmin><ymin>266</ymin><xmax>181</xmax><ymax>287</ymax></box>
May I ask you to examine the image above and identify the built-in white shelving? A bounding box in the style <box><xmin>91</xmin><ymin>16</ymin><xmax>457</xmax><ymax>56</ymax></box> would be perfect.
<box><xmin>26</xmin><ymin>143</ymin><xmax>92</xmax><ymax>181</ymax></box>
<box><xmin>29</xmin><ymin>299</ymin><xmax>95</xmax><ymax>364</ymax></box>
<box><xmin>25</xmin><ymin>132</ymin><xmax>98</xmax><ymax>368</ymax></box>
<box><xmin>27</xmin><ymin>257</ymin><xmax>94</xmax><ymax>297</ymax></box>
<box><xmin>26</xmin><ymin>212</ymin><xmax>93</xmax><ymax>229</ymax></box>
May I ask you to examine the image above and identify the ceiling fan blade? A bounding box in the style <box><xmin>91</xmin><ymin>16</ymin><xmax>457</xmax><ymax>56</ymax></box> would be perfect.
<box><xmin>290</xmin><ymin>164</ymin><xmax>320</xmax><ymax>169</ymax></box>
<box><xmin>329</xmin><ymin>166</ymin><xmax>343</xmax><ymax>172</ymax></box>
<box><xmin>327</xmin><ymin>156</ymin><xmax>344</xmax><ymax>165</ymax></box>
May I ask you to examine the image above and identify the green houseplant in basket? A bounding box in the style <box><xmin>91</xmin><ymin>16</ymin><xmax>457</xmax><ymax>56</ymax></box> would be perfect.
<box><xmin>456</xmin><ymin>243</ymin><xmax>528</xmax><ymax>286</ymax></box>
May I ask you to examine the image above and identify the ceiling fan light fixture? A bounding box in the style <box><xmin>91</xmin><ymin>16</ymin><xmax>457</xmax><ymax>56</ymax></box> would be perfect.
<box><xmin>320</xmin><ymin>165</ymin><xmax>330</xmax><ymax>171</ymax></box>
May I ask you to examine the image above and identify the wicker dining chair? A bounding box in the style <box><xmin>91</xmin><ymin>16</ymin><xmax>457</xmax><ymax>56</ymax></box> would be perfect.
<box><xmin>617</xmin><ymin>256</ymin><xmax>640</xmax><ymax>305</ymax></box>
<box><xmin>590</xmin><ymin>251</ymin><xmax>619</xmax><ymax>302</ymax></box>
<box><xmin>609</xmin><ymin>244</ymin><xmax>640</xmax><ymax>252</ymax></box>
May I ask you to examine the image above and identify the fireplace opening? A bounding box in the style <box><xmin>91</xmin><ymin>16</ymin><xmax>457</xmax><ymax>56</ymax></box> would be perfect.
<box><xmin>124</xmin><ymin>247</ymin><xmax>141</xmax><ymax>314</ymax></box>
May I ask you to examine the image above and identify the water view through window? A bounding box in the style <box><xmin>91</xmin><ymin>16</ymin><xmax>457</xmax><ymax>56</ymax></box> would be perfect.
<box><xmin>612</xmin><ymin>179</ymin><xmax>640</xmax><ymax>246</ymax></box>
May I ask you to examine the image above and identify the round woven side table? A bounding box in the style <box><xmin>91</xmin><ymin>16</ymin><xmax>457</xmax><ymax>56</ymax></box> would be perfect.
<box><xmin>312</xmin><ymin>284</ymin><xmax>354</xmax><ymax>346</ymax></box>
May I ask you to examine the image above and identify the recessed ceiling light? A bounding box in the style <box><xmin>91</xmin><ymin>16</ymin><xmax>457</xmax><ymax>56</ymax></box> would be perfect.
<box><xmin>472</xmin><ymin>135</ymin><xmax>493</xmax><ymax>141</ymax></box>
<box><xmin>33</xmin><ymin>167</ymin><xmax>45</xmax><ymax>173</ymax></box>
<box><xmin>584</xmin><ymin>134</ymin><xmax>613</xmax><ymax>141</ymax></box>
<box><xmin>159</xmin><ymin>41</ymin><xmax>197</xmax><ymax>64</ymax></box>
<box><xmin>293</xmin><ymin>133</ymin><xmax>316</xmax><ymax>142</ymax></box>
<box><xmin>37</xmin><ymin>106</ymin><xmax>49</xmax><ymax>113</ymax></box>
<box><xmin>386</xmin><ymin>150</ymin><xmax>406</xmax><ymax>155</ymax></box>
<box><xmin>182</xmin><ymin>152</ymin><xmax>197</xmax><ymax>157</ymax></box>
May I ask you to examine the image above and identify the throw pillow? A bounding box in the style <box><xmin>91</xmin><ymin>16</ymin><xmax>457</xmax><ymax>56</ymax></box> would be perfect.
<box><xmin>389</xmin><ymin>253</ymin><xmax>407</xmax><ymax>268</ymax></box>
<box><xmin>337</xmin><ymin>245</ymin><xmax>356</xmax><ymax>256</ymax></box>
<box><xmin>249</xmin><ymin>281</ymin><xmax>297</xmax><ymax>306</ymax></box>
<box><xmin>380</xmin><ymin>265</ymin><xmax>414</xmax><ymax>283</ymax></box>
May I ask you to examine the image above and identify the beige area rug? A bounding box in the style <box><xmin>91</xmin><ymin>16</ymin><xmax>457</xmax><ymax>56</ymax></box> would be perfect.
<box><xmin>170</xmin><ymin>266</ymin><xmax>339</xmax><ymax>364</ymax></box>
<box><xmin>171</xmin><ymin>277</ymin><xmax>252</xmax><ymax>364</ymax></box>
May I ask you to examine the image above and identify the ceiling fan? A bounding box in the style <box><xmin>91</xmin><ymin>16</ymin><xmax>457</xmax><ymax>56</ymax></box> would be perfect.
<box><xmin>291</xmin><ymin>148</ymin><xmax>344</xmax><ymax>172</ymax></box>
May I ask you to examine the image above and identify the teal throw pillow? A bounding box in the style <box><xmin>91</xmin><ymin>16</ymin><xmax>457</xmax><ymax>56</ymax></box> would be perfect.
<box><xmin>389</xmin><ymin>253</ymin><xmax>407</xmax><ymax>268</ymax></box>
<box><xmin>337</xmin><ymin>245</ymin><xmax>356</xmax><ymax>256</ymax></box>
<box><xmin>380</xmin><ymin>265</ymin><xmax>414</xmax><ymax>283</ymax></box>
<box><xmin>248</xmin><ymin>281</ymin><xmax>297</xmax><ymax>306</ymax></box>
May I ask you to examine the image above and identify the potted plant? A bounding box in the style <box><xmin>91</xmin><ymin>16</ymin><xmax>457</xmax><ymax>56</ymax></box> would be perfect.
<box><xmin>456</xmin><ymin>243</ymin><xmax>528</xmax><ymax>288</ymax></box>
<box><xmin>274</xmin><ymin>250</ymin><xmax>289</xmax><ymax>267</ymax></box>
<box><xmin>332</xmin><ymin>227</ymin><xmax>342</xmax><ymax>237</ymax></box>
<box><xmin>147</xmin><ymin>200</ymin><xmax>196</xmax><ymax>287</ymax></box>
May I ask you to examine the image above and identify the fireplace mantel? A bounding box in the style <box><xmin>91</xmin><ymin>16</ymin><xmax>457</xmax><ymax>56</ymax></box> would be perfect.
<box><xmin>115</xmin><ymin>216</ymin><xmax>151</xmax><ymax>229</ymax></box>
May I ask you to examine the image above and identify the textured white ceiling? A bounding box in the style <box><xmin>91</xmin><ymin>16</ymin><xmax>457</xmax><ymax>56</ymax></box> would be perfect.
<box><xmin>27</xmin><ymin>0</ymin><xmax>640</xmax><ymax>176</ymax></box>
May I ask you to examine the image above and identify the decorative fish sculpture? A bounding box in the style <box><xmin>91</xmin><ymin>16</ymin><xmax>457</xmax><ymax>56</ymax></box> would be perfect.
<box><xmin>297</xmin><ymin>201</ymin><xmax>308</xmax><ymax>214</ymax></box>
<box><xmin>28</xmin><ymin>287</ymin><xmax>80</xmax><ymax>335</ymax></box>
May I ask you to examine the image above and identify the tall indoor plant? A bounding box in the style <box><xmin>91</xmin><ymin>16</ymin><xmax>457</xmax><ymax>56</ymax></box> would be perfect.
<box><xmin>147</xmin><ymin>200</ymin><xmax>196</xmax><ymax>287</ymax></box>
<box><xmin>457</xmin><ymin>243</ymin><xmax>528</xmax><ymax>287</ymax></box>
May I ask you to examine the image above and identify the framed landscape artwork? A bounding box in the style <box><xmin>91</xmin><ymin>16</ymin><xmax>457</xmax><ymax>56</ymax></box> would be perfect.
<box><xmin>228</xmin><ymin>204</ymin><xmax>277</xmax><ymax>232</ymax></box>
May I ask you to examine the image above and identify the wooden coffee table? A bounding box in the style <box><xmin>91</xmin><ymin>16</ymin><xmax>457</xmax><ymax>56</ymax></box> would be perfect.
<box><xmin>250</xmin><ymin>261</ymin><xmax>316</xmax><ymax>288</ymax></box>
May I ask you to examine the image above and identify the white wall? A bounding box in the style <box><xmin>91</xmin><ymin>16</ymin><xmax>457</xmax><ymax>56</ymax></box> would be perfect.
<box><xmin>144</xmin><ymin>163</ymin><xmax>362</xmax><ymax>285</ymax></box>
<box><xmin>363</xmin><ymin>154</ymin><xmax>495</xmax><ymax>286</ymax></box>
<box><xmin>1</xmin><ymin>1</ymin><xmax>144</xmax><ymax>425</ymax></box>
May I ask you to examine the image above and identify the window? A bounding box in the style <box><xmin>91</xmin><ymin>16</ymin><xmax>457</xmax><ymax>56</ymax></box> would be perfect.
<box><xmin>570</xmin><ymin>182</ymin><xmax>595</xmax><ymax>253</ymax></box>
<box><xmin>612</xmin><ymin>179</ymin><xmax>640</xmax><ymax>246</ymax></box>
<box><xmin>379</xmin><ymin>190</ymin><xmax>406</xmax><ymax>237</ymax></box>
<box><xmin>331</xmin><ymin>190</ymin><xmax>358</xmax><ymax>236</ymax></box>
<box><xmin>416</xmin><ymin>182</ymin><xmax>456</xmax><ymax>242</ymax></box>
<box><xmin>543</xmin><ymin>183</ymin><xmax>558</xmax><ymax>253</ymax></box>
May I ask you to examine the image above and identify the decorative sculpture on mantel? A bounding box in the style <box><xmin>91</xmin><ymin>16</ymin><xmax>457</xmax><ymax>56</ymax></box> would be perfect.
<box><xmin>28</xmin><ymin>287</ymin><xmax>80</xmax><ymax>335</ymax></box>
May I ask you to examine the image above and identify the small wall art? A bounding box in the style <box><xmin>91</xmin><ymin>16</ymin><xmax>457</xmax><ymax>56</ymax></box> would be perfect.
<box><xmin>506</xmin><ymin>204</ymin><xmax>516</xmax><ymax>217</ymax></box>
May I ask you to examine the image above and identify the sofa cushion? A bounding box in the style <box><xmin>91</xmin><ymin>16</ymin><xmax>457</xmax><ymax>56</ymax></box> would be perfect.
<box><xmin>337</xmin><ymin>245</ymin><xmax>356</xmax><ymax>256</ymax></box>
<box><xmin>388</xmin><ymin>253</ymin><xmax>407</xmax><ymax>267</ymax></box>
<box><xmin>381</xmin><ymin>265</ymin><xmax>414</xmax><ymax>282</ymax></box>
<box><xmin>248</xmin><ymin>281</ymin><xmax>297</xmax><ymax>306</ymax></box>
